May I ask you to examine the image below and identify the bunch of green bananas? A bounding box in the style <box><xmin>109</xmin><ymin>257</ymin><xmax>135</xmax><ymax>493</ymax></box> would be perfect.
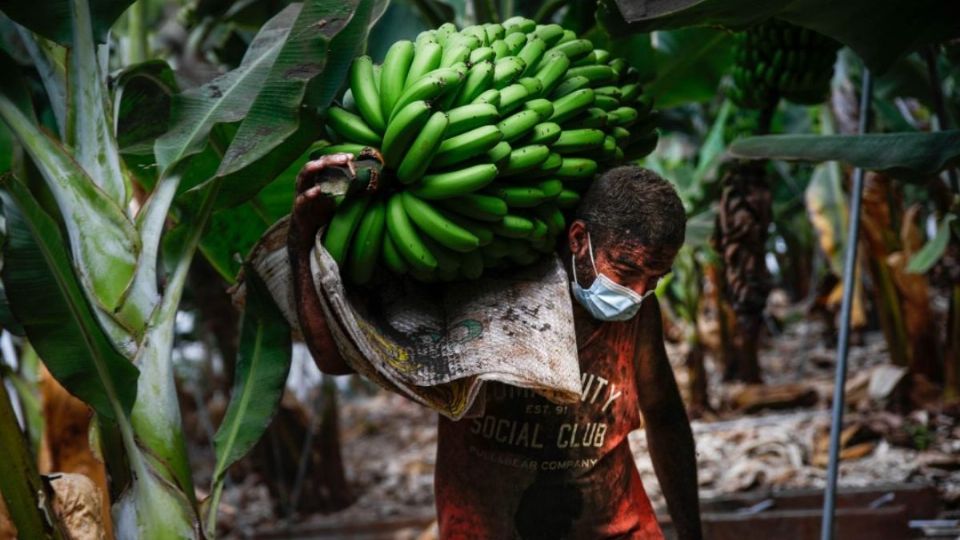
<box><xmin>318</xmin><ymin>17</ymin><xmax>658</xmax><ymax>284</ymax></box>
<box><xmin>729</xmin><ymin>19</ymin><xmax>841</xmax><ymax>109</ymax></box>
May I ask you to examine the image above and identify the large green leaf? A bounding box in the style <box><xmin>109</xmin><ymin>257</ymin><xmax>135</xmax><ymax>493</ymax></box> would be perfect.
<box><xmin>153</xmin><ymin>3</ymin><xmax>301</xmax><ymax>174</ymax></box>
<box><xmin>605</xmin><ymin>0</ymin><xmax>959</xmax><ymax>73</ymax></box>
<box><xmin>646</xmin><ymin>27</ymin><xmax>733</xmax><ymax>108</ymax></box>
<box><xmin>730</xmin><ymin>131</ymin><xmax>960</xmax><ymax>182</ymax></box>
<box><xmin>206</xmin><ymin>267</ymin><xmax>291</xmax><ymax>534</ymax></box>
<box><xmin>68</xmin><ymin>0</ymin><xmax>129</xmax><ymax>205</ymax></box>
<box><xmin>0</xmin><ymin>89</ymin><xmax>140</xmax><ymax>318</ymax></box>
<box><xmin>0</xmin><ymin>176</ymin><xmax>139</xmax><ymax>420</ymax></box>
<box><xmin>0</xmin><ymin>0</ymin><xmax>133</xmax><ymax>45</ymax></box>
<box><xmin>211</xmin><ymin>0</ymin><xmax>381</xmax><ymax>209</ymax></box>
<box><xmin>368</xmin><ymin>1</ymin><xmax>430</xmax><ymax>62</ymax></box>
<box><xmin>114</xmin><ymin>60</ymin><xmax>178</xmax><ymax>155</ymax></box>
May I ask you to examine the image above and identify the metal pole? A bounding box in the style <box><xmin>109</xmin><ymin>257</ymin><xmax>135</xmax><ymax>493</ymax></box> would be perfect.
<box><xmin>820</xmin><ymin>67</ymin><xmax>873</xmax><ymax>540</ymax></box>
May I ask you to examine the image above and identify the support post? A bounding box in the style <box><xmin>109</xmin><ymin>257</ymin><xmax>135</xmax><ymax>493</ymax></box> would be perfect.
<box><xmin>820</xmin><ymin>66</ymin><xmax>873</xmax><ymax>540</ymax></box>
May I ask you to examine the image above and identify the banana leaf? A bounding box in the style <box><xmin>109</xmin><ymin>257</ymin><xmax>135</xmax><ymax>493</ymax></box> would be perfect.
<box><xmin>210</xmin><ymin>0</ymin><xmax>386</xmax><ymax>209</ymax></box>
<box><xmin>729</xmin><ymin>131</ymin><xmax>960</xmax><ymax>183</ymax></box>
<box><xmin>153</xmin><ymin>3</ymin><xmax>301</xmax><ymax>174</ymax></box>
<box><xmin>0</xmin><ymin>0</ymin><xmax>133</xmax><ymax>45</ymax></box>
<box><xmin>0</xmin><ymin>176</ymin><xmax>138</xmax><ymax>420</ymax></box>
<box><xmin>68</xmin><ymin>0</ymin><xmax>129</xmax><ymax>205</ymax></box>
<box><xmin>907</xmin><ymin>214</ymin><xmax>956</xmax><ymax>274</ymax></box>
<box><xmin>605</xmin><ymin>0</ymin><xmax>959</xmax><ymax>74</ymax></box>
<box><xmin>206</xmin><ymin>267</ymin><xmax>291</xmax><ymax>534</ymax></box>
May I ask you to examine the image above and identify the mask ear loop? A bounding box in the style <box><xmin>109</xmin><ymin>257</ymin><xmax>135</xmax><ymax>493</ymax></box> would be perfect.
<box><xmin>571</xmin><ymin>230</ymin><xmax>598</xmax><ymax>287</ymax></box>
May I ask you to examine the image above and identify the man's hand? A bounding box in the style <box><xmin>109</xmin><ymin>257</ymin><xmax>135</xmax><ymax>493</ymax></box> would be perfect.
<box><xmin>287</xmin><ymin>153</ymin><xmax>367</xmax><ymax>375</ymax></box>
<box><xmin>634</xmin><ymin>296</ymin><xmax>703</xmax><ymax>540</ymax></box>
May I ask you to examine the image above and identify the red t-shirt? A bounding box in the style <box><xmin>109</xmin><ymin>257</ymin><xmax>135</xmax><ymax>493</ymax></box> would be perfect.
<box><xmin>434</xmin><ymin>314</ymin><xmax>664</xmax><ymax>539</ymax></box>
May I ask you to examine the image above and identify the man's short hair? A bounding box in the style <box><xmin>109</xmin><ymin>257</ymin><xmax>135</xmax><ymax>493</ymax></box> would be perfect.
<box><xmin>575</xmin><ymin>166</ymin><xmax>686</xmax><ymax>251</ymax></box>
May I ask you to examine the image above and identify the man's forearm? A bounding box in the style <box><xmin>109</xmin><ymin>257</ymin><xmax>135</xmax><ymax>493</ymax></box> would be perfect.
<box><xmin>644</xmin><ymin>407</ymin><xmax>702</xmax><ymax>540</ymax></box>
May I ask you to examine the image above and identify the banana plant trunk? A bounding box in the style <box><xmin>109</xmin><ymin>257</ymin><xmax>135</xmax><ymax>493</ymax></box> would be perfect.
<box><xmin>713</xmin><ymin>160</ymin><xmax>772</xmax><ymax>383</ymax></box>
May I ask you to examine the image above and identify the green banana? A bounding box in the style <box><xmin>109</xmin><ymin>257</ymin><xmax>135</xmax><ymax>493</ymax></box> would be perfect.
<box><xmin>401</xmin><ymin>192</ymin><xmax>480</xmax><ymax>252</ymax></box>
<box><xmin>492</xmin><ymin>214</ymin><xmax>535</xmax><ymax>239</ymax></box>
<box><xmin>533</xmin><ymin>203</ymin><xmax>566</xmax><ymax>235</ymax></box>
<box><xmin>564</xmin><ymin>64</ymin><xmax>617</xmax><ymax>85</ymax></box>
<box><xmin>518</xmin><ymin>37</ymin><xmax>547</xmax><ymax>76</ymax></box>
<box><xmin>529</xmin><ymin>217</ymin><xmax>549</xmax><ymax>240</ymax></box>
<box><xmin>386</xmin><ymin>194</ymin><xmax>437</xmax><ymax>272</ymax></box>
<box><xmin>551</xmin><ymin>75</ymin><xmax>590</xmax><ymax>98</ymax></box>
<box><xmin>381</xmin><ymin>100</ymin><xmax>432</xmax><ymax>168</ymax></box>
<box><xmin>555</xmin><ymin>189</ymin><xmax>581</xmax><ymax>209</ymax></box>
<box><xmin>483</xmin><ymin>237</ymin><xmax>512</xmax><ymax>258</ymax></box>
<box><xmin>548</xmin><ymin>39</ymin><xmax>594</xmax><ymax>62</ymax></box>
<box><xmin>534</xmin><ymin>24</ymin><xmax>564</xmax><ymax>47</ymax></box>
<box><xmin>551</xmin><ymin>128</ymin><xmax>605</xmax><ymax>154</ymax></box>
<box><xmin>498</xmin><ymin>83</ymin><xmax>530</xmax><ymax>114</ymax></box>
<box><xmin>412</xmin><ymin>163</ymin><xmax>499</xmax><ymax>199</ymax></box>
<box><xmin>494</xmin><ymin>56</ymin><xmax>526</xmax><ymax>89</ymax></box>
<box><xmin>380</xmin><ymin>40</ymin><xmax>415</xmax><ymax>120</ymax></box>
<box><xmin>497</xmin><ymin>109</ymin><xmax>542</xmax><ymax>142</ymax></box>
<box><xmin>484</xmin><ymin>23</ymin><xmax>505</xmax><ymax>42</ymax></box>
<box><xmin>441</xmin><ymin>43</ymin><xmax>471</xmax><ymax>68</ymax></box>
<box><xmin>593</xmin><ymin>94</ymin><xmax>619</xmax><ymax>111</ymax></box>
<box><xmin>454</xmin><ymin>61</ymin><xmax>495</xmax><ymax>106</ymax></box>
<box><xmin>620</xmin><ymin>83</ymin><xmax>641</xmax><ymax>103</ymax></box>
<box><xmin>608</xmin><ymin>58</ymin><xmax>627</xmax><ymax>79</ymax></box>
<box><xmin>325</xmin><ymin>106</ymin><xmax>381</xmax><ymax>147</ymax></box>
<box><xmin>517</xmin><ymin>77</ymin><xmax>543</xmax><ymax>97</ymax></box>
<box><xmin>611</xmin><ymin>126</ymin><xmax>630</xmax><ymax>144</ymax></box>
<box><xmin>556</xmin><ymin>29</ymin><xmax>576</xmax><ymax>45</ymax></box>
<box><xmin>524</xmin><ymin>122</ymin><xmax>562</xmax><ymax>145</ymax></box>
<box><xmin>436</xmin><ymin>22</ymin><xmax>457</xmax><ymax>46</ymax></box>
<box><xmin>397</xmin><ymin>111</ymin><xmax>449</xmax><ymax>184</ymax></box>
<box><xmin>469</xmin><ymin>46</ymin><xmax>496</xmax><ymax>64</ymax></box>
<box><xmin>472</xmin><ymin>88</ymin><xmax>501</xmax><ymax>108</ymax></box>
<box><xmin>485</xmin><ymin>185</ymin><xmax>547</xmax><ymax>208</ymax></box>
<box><xmin>549</xmin><ymin>88</ymin><xmax>594</xmax><ymax>124</ymax></box>
<box><xmin>390</xmin><ymin>66</ymin><xmax>465</xmax><ymax>120</ymax></box>
<box><xmin>350</xmin><ymin>56</ymin><xmax>386</xmax><ymax>133</ymax></box>
<box><xmin>490</xmin><ymin>39</ymin><xmax>510</xmax><ymax>60</ymax></box>
<box><xmin>446</xmin><ymin>103</ymin><xmax>499</xmax><ymax>136</ymax></box>
<box><xmin>487</xmin><ymin>141</ymin><xmax>513</xmax><ymax>168</ymax></box>
<box><xmin>500</xmin><ymin>144</ymin><xmax>550</xmax><ymax>175</ymax></box>
<box><xmin>347</xmin><ymin>200</ymin><xmax>386</xmax><ymax>284</ymax></box>
<box><xmin>594</xmin><ymin>85</ymin><xmax>622</xmax><ymax>99</ymax></box>
<box><xmin>607</xmin><ymin>106</ymin><xmax>638</xmax><ymax>126</ymax></box>
<box><xmin>503</xmin><ymin>16</ymin><xmax>535</xmax><ymax>35</ymax></box>
<box><xmin>438</xmin><ymin>193</ymin><xmax>508</xmax><ymax>222</ymax></box>
<box><xmin>555</xmin><ymin>157</ymin><xmax>598</xmax><ymax>179</ymax></box>
<box><xmin>535</xmin><ymin>178</ymin><xmax>563</xmax><ymax>200</ymax></box>
<box><xmin>415</xmin><ymin>30</ymin><xmax>437</xmax><ymax>47</ymax></box>
<box><xmin>431</xmin><ymin>127</ymin><xmax>503</xmax><ymax>169</ymax></box>
<box><xmin>523</xmin><ymin>98</ymin><xmax>554</xmax><ymax>119</ymax></box>
<box><xmin>405</xmin><ymin>41</ymin><xmax>443</xmax><ymax>90</ymax></box>
<box><xmin>323</xmin><ymin>195</ymin><xmax>371</xmax><ymax>265</ymax></box>
<box><xmin>441</xmin><ymin>211</ymin><xmax>495</xmax><ymax>246</ymax></box>
<box><xmin>381</xmin><ymin>230</ymin><xmax>409</xmax><ymax>274</ymax></box>
<box><xmin>577</xmin><ymin>107</ymin><xmax>608</xmax><ymax>128</ymax></box>
<box><xmin>534</xmin><ymin>51</ymin><xmax>571</xmax><ymax>95</ymax></box>
<box><xmin>504</xmin><ymin>32</ymin><xmax>527</xmax><ymax>54</ymax></box>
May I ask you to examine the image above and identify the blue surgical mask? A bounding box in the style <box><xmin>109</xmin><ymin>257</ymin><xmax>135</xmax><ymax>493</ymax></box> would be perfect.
<box><xmin>571</xmin><ymin>233</ymin><xmax>653</xmax><ymax>321</ymax></box>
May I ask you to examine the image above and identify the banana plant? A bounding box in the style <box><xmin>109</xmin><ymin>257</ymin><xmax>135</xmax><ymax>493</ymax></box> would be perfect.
<box><xmin>0</xmin><ymin>0</ymin><xmax>385</xmax><ymax>537</ymax></box>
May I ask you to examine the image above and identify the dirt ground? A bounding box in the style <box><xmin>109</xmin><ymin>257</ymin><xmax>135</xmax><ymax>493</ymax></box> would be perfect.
<box><xmin>218</xmin><ymin>314</ymin><xmax>960</xmax><ymax>538</ymax></box>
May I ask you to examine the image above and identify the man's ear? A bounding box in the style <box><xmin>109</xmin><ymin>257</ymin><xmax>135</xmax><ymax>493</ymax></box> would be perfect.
<box><xmin>568</xmin><ymin>220</ymin><xmax>589</xmax><ymax>259</ymax></box>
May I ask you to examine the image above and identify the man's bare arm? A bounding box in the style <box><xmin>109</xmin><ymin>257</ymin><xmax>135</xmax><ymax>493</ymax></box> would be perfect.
<box><xmin>634</xmin><ymin>296</ymin><xmax>702</xmax><ymax>540</ymax></box>
<box><xmin>288</xmin><ymin>156</ymin><xmax>356</xmax><ymax>375</ymax></box>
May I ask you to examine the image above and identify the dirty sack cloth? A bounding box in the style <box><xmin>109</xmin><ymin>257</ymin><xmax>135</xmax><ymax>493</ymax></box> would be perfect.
<box><xmin>247</xmin><ymin>218</ymin><xmax>582</xmax><ymax>420</ymax></box>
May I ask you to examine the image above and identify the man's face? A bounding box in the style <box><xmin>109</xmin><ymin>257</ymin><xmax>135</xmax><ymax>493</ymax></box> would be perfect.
<box><xmin>568</xmin><ymin>220</ymin><xmax>678</xmax><ymax>297</ymax></box>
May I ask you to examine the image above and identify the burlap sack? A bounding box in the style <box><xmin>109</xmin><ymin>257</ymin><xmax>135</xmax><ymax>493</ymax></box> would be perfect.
<box><xmin>247</xmin><ymin>216</ymin><xmax>582</xmax><ymax>420</ymax></box>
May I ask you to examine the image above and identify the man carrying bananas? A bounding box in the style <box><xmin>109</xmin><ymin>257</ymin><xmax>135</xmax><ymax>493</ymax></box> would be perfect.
<box><xmin>291</xmin><ymin>160</ymin><xmax>702</xmax><ymax>539</ymax></box>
